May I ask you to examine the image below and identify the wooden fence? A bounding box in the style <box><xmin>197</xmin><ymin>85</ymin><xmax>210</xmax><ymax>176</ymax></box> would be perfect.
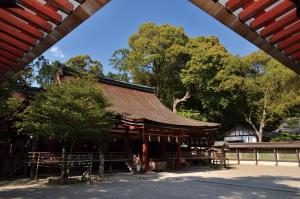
<box><xmin>226</xmin><ymin>142</ymin><xmax>300</xmax><ymax>167</ymax></box>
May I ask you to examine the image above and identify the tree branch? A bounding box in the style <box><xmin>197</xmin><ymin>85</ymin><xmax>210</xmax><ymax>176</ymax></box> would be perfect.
<box><xmin>173</xmin><ymin>90</ymin><xmax>190</xmax><ymax>113</ymax></box>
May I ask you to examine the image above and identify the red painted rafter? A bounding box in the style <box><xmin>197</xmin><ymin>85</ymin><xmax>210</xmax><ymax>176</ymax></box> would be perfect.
<box><xmin>0</xmin><ymin>32</ymin><xmax>31</xmax><ymax>52</ymax></box>
<box><xmin>291</xmin><ymin>51</ymin><xmax>300</xmax><ymax>60</ymax></box>
<box><xmin>225</xmin><ymin>0</ymin><xmax>249</xmax><ymax>12</ymax></box>
<box><xmin>284</xmin><ymin>42</ymin><xmax>300</xmax><ymax>56</ymax></box>
<box><xmin>251</xmin><ymin>0</ymin><xmax>296</xmax><ymax>31</ymax></box>
<box><xmin>18</xmin><ymin>0</ymin><xmax>62</xmax><ymax>24</ymax></box>
<box><xmin>0</xmin><ymin>21</ymin><xmax>37</xmax><ymax>46</ymax></box>
<box><xmin>0</xmin><ymin>49</ymin><xmax>20</xmax><ymax>62</ymax></box>
<box><xmin>0</xmin><ymin>63</ymin><xmax>7</xmax><ymax>70</ymax></box>
<box><xmin>48</xmin><ymin>0</ymin><xmax>74</xmax><ymax>15</ymax></box>
<box><xmin>270</xmin><ymin>21</ymin><xmax>300</xmax><ymax>44</ymax></box>
<box><xmin>239</xmin><ymin>0</ymin><xmax>277</xmax><ymax>22</ymax></box>
<box><xmin>260</xmin><ymin>11</ymin><xmax>299</xmax><ymax>38</ymax></box>
<box><xmin>0</xmin><ymin>9</ymin><xmax>44</xmax><ymax>39</ymax></box>
<box><xmin>5</xmin><ymin>7</ymin><xmax>52</xmax><ymax>33</ymax></box>
<box><xmin>278</xmin><ymin>32</ymin><xmax>300</xmax><ymax>50</ymax></box>
<box><xmin>0</xmin><ymin>41</ymin><xmax>25</xmax><ymax>57</ymax></box>
<box><xmin>0</xmin><ymin>56</ymin><xmax>16</xmax><ymax>66</ymax></box>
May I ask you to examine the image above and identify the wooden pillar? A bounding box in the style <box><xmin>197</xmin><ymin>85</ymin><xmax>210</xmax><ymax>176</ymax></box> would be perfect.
<box><xmin>160</xmin><ymin>137</ymin><xmax>166</xmax><ymax>158</ymax></box>
<box><xmin>176</xmin><ymin>136</ymin><xmax>182</xmax><ymax>169</ymax></box>
<box><xmin>124</xmin><ymin>127</ymin><xmax>131</xmax><ymax>154</ymax></box>
<box><xmin>255</xmin><ymin>149</ymin><xmax>258</xmax><ymax>165</ymax></box>
<box><xmin>297</xmin><ymin>148</ymin><xmax>300</xmax><ymax>167</ymax></box>
<box><xmin>237</xmin><ymin>149</ymin><xmax>240</xmax><ymax>165</ymax></box>
<box><xmin>142</xmin><ymin>130</ymin><xmax>149</xmax><ymax>170</ymax></box>
<box><xmin>274</xmin><ymin>148</ymin><xmax>278</xmax><ymax>166</ymax></box>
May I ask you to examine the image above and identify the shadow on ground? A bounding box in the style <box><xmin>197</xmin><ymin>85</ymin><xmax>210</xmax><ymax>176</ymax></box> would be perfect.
<box><xmin>0</xmin><ymin>167</ymin><xmax>299</xmax><ymax>199</ymax></box>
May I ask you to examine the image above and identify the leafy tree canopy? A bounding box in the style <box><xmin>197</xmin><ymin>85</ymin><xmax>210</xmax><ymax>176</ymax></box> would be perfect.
<box><xmin>14</xmin><ymin>78</ymin><xmax>113</xmax><ymax>151</ymax></box>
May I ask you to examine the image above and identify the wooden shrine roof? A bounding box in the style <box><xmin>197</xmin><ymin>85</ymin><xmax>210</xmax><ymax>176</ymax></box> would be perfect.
<box><xmin>0</xmin><ymin>0</ymin><xmax>110</xmax><ymax>80</ymax></box>
<box><xmin>190</xmin><ymin>0</ymin><xmax>300</xmax><ymax>74</ymax></box>
<box><xmin>62</xmin><ymin>68</ymin><xmax>220</xmax><ymax>131</ymax></box>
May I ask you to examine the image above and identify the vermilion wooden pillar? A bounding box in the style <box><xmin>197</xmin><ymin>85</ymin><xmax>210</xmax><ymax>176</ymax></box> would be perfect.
<box><xmin>176</xmin><ymin>136</ymin><xmax>182</xmax><ymax>169</ymax></box>
<box><xmin>142</xmin><ymin>130</ymin><xmax>149</xmax><ymax>170</ymax></box>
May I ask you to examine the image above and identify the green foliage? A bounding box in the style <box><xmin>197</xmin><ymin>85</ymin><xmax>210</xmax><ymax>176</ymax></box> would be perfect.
<box><xmin>66</xmin><ymin>55</ymin><xmax>103</xmax><ymax>77</ymax></box>
<box><xmin>35</xmin><ymin>56</ymin><xmax>61</xmax><ymax>87</ymax></box>
<box><xmin>271</xmin><ymin>133</ymin><xmax>300</xmax><ymax>142</ymax></box>
<box><xmin>108</xmin><ymin>49</ymin><xmax>130</xmax><ymax>82</ymax></box>
<box><xmin>14</xmin><ymin>78</ymin><xmax>113</xmax><ymax>149</ymax></box>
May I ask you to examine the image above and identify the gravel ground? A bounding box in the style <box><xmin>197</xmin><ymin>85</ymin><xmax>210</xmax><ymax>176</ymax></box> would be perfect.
<box><xmin>0</xmin><ymin>165</ymin><xmax>299</xmax><ymax>199</ymax></box>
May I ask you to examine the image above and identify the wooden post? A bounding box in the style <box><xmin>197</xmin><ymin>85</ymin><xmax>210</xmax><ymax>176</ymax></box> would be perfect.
<box><xmin>142</xmin><ymin>129</ymin><xmax>149</xmax><ymax>170</ymax></box>
<box><xmin>297</xmin><ymin>148</ymin><xmax>300</xmax><ymax>167</ymax></box>
<box><xmin>255</xmin><ymin>149</ymin><xmax>258</xmax><ymax>165</ymax></box>
<box><xmin>237</xmin><ymin>149</ymin><xmax>240</xmax><ymax>165</ymax></box>
<box><xmin>124</xmin><ymin>127</ymin><xmax>131</xmax><ymax>154</ymax></box>
<box><xmin>274</xmin><ymin>148</ymin><xmax>278</xmax><ymax>166</ymax></box>
<box><xmin>176</xmin><ymin>136</ymin><xmax>182</xmax><ymax>169</ymax></box>
<box><xmin>98</xmin><ymin>150</ymin><xmax>104</xmax><ymax>176</ymax></box>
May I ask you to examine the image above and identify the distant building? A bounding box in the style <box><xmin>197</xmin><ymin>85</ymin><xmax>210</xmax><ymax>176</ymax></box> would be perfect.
<box><xmin>224</xmin><ymin>126</ymin><xmax>257</xmax><ymax>143</ymax></box>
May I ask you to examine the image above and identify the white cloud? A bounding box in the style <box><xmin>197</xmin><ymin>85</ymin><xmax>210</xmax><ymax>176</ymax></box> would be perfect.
<box><xmin>49</xmin><ymin>46</ymin><xmax>65</xmax><ymax>58</ymax></box>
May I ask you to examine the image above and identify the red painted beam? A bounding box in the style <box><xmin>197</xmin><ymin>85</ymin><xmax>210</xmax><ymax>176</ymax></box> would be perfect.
<box><xmin>284</xmin><ymin>44</ymin><xmax>300</xmax><ymax>56</ymax></box>
<box><xmin>0</xmin><ymin>21</ymin><xmax>37</xmax><ymax>46</ymax></box>
<box><xmin>18</xmin><ymin>0</ymin><xmax>62</xmax><ymax>24</ymax></box>
<box><xmin>48</xmin><ymin>0</ymin><xmax>74</xmax><ymax>14</ymax></box>
<box><xmin>0</xmin><ymin>32</ymin><xmax>31</xmax><ymax>52</ymax></box>
<box><xmin>260</xmin><ymin>10</ymin><xmax>298</xmax><ymax>38</ymax></box>
<box><xmin>251</xmin><ymin>0</ymin><xmax>296</xmax><ymax>31</ymax></box>
<box><xmin>278</xmin><ymin>32</ymin><xmax>300</xmax><ymax>50</ymax></box>
<box><xmin>225</xmin><ymin>0</ymin><xmax>249</xmax><ymax>12</ymax></box>
<box><xmin>0</xmin><ymin>9</ymin><xmax>44</xmax><ymax>39</ymax></box>
<box><xmin>0</xmin><ymin>49</ymin><xmax>20</xmax><ymax>62</ymax></box>
<box><xmin>239</xmin><ymin>0</ymin><xmax>277</xmax><ymax>22</ymax></box>
<box><xmin>0</xmin><ymin>62</ymin><xmax>8</xmax><ymax>70</ymax></box>
<box><xmin>270</xmin><ymin>21</ymin><xmax>300</xmax><ymax>44</ymax></box>
<box><xmin>0</xmin><ymin>56</ymin><xmax>16</xmax><ymax>66</ymax></box>
<box><xmin>5</xmin><ymin>7</ymin><xmax>52</xmax><ymax>33</ymax></box>
<box><xmin>0</xmin><ymin>41</ymin><xmax>25</xmax><ymax>57</ymax></box>
<box><xmin>291</xmin><ymin>51</ymin><xmax>300</xmax><ymax>60</ymax></box>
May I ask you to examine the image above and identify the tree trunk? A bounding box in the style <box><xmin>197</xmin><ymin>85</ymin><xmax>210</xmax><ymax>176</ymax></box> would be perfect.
<box><xmin>172</xmin><ymin>90</ymin><xmax>190</xmax><ymax>113</ymax></box>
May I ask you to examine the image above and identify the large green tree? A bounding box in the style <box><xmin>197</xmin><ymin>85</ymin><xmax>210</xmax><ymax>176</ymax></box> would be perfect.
<box><xmin>14</xmin><ymin>78</ymin><xmax>113</xmax><ymax>151</ymax></box>
<box><xmin>66</xmin><ymin>55</ymin><xmax>103</xmax><ymax>77</ymax></box>
<box><xmin>117</xmin><ymin>23</ymin><xmax>189</xmax><ymax>107</ymax></box>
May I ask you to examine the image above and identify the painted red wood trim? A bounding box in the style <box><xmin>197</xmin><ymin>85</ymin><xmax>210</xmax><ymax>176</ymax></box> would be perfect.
<box><xmin>239</xmin><ymin>0</ymin><xmax>277</xmax><ymax>22</ymax></box>
<box><xmin>279</xmin><ymin>33</ymin><xmax>300</xmax><ymax>50</ymax></box>
<box><xmin>251</xmin><ymin>0</ymin><xmax>296</xmax><ymax>31</ymax></box>
<box><xmin>0</xmin><ymin>32</ymin><xmax>31</xmax><ymax>51</ymax></box>
<box><xmin>0</xmin><ymin>49</ymin><xmax>20</xmax><ymax>61</ymax></box>
<box><xmin>0</xmin><ymin>21</ymin><xmax>37</xmax><ymax>46</ymax></box>
<box><xmin>18</xmin><ymin>0</ymin><xmax>62</xmax><ymax>24</ymax></box>
<box><xmin>0</xmin><ymin>9</ymin><xmax>44</xmax><ymax>39</ymax></box>
<box><xmin>260</xmin><ymin>10</ymin><xmax>298</xmax><ymax>38</ymax></box>
<box><xmin>270</xmin><ymin>21</ymin><xmax>300</xmax><ymax>44</ymax></box>
<box><xmin>0</xmin><ymin>56</ymin><xmax>16</xmax><ymax>66</ymax></box>
<box><xmin>0</xmin><ymin>41</ymin><xmax>25</xmax><ymax>57</ymax></box>
<box><xmin>225</xmin><ymin>0</ymin><xmax>249</xmax><ymax>12</ymax></box>
<box><xmin>291</xmin><ymin>51</ymin><xmax>300</xmax><ymax>60</ymax></box>
<box><xmin>48</xmin><ymin>0</ymin><xmax>74</xmax><ymax>15</ymax></box>
<box><xmin>284</xmin><ymin>42</ymin><xmax>300</xmax><ymax>56</ymax></box>
<box><xmin>6</xmin><ymin>7</ymin><xmax>52</xmax><ymax>33</ymax></box>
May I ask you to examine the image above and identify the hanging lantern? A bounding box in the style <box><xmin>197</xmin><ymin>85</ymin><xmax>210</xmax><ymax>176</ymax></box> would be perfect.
<box><xmin>158</xmin><ymin>136</ymin><xmax>160</xmax><ymax>143</ymax></box>
<box><xmin>168</xmin><ymin>136</ymin><xmax>170</xmax><ymax>143</ymax></box>
<box><xmin>176</xmin><ymin>136</ymin><xmax>178</xmax><ymax>143</ymax></box>
<box><xmin>148</xmin><ymin>135</ymin><xmax>151</xmax><ymax>142</ymax></box>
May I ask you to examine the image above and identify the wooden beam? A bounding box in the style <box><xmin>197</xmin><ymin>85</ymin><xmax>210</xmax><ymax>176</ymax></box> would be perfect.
<box><xmin>8</xmin><ymin>0</ymin><xmax>111</xmax><ymax>77</ymax></box>
<box><xmin>251</xmin><ymin>0</ymin><xmax>296</xmax><ymax>31</ymax></box>
<box><xmin>0</xmin><ymin>8</ymin><xmax>44</xmax><ymax>39</ymax></box>
<box><xmin>0</xmin><ymin>21</ymin><xmax>37</xmax><ymax>46</ymax></box>
<box><xmin>291</xmin><ymin>51</ymin><xmax>300</xmax><ymax>60</ymax></box>
<box><xmin>18</xmin><ymin>0</ymin><xmax>62</xmax><ymax>24</ymax></box>
<box><xmin>278</xmin><ymin>32</ymin><xmax>300</xmax><ymax>50</ymax></box>
<box><xmin>239</xmin><ymin>0</ymin><xmax>277</xmax><ymax>22</ymax></box>
<box><xmin>270</xmin><ymin>21</ymin><xmax>300</xmax><ymax>44</ymax></box>
<box><xmin>225</xmin><ymin>0</ymin><xmax>249</xmax><ymax>12</ymax></box>
<box><xmin>0</xmin><ymin>32</ymin><xmax>31</xmax><ymax>51</ymax></box>
<box><xmin>284</xmin><ymin>42</ymin><xmax>300</xmax><ymax>56</ymax></box>
<box><xmin>189</xmin><ymin>0</ymin><xmax>300</xmax><ymax>74</ymax></box>
<box><xmin>5</xmin><ymin>7</ymin><xmax>52</xmax><ymax>33</ymax></box>
<box><xmin>0</xmin><ymin>49</ymin><xmax>20</xmax><ymax>62</ymax></box>
<box><xmin>260</xmin><ymin>10</ymin><xmax>298</xmax><ymax>38</ymax></box>
<box><xmin>48</xmin><ymin>0</ymin><xmax>74</xmax><ymax>15</ymax></box>
<box><xmin>0</xmin><ymin>41</ymin><xmax>25</xmax><ymax>57</ymax></box>
<box><xmin>0</xmin><ymin>56</ymin><xmax>16</xmax><ymax>66</ymax></box>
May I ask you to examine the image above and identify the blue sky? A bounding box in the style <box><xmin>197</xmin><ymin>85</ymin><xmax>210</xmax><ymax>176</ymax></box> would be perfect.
<box><xmin>43</xmin><ymin>0</ymin><xmax>258</xmax><ymax>74</ymax></box>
